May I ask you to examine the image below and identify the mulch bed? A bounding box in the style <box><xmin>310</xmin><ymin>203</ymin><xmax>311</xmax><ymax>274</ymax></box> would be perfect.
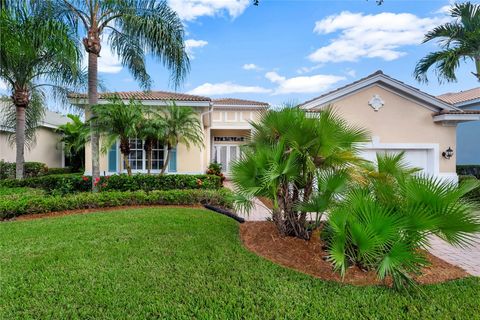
<box><xmin>240</xmin><ymin>221</ymin><xmax>468</xmax><ymax>286</ymax></box>
<box><xmin>8</xmin><ymin>205</ymin><xmax>205</xmax><ymax>222</ymax></box>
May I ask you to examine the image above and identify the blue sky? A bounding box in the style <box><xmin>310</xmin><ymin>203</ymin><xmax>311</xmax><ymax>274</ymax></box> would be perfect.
<box><xmin>2</xmin><ymin>0</ymin><xmax>478</xmax><ymax>110</ymax></box>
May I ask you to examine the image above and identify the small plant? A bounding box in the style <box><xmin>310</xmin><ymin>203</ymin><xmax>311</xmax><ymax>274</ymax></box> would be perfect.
<box><xmin>206</xmin><ymin>162</ymin><xmax>225</xmax><ymax>184</ymax></box>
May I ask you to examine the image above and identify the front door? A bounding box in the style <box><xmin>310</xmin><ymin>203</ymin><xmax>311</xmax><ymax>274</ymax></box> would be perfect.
<box><xmin>213</xmin><ymin>144</ymin><xmax>240</xmax><ymax>174</ymax></box>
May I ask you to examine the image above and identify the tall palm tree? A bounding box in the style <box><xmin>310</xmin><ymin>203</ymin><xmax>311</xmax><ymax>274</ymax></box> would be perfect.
<box><xmin>91</xmin><ymin>97</ymin><xmax>143</xmax><ymax>176</ymax></box>
<box><xmin>414</xmin><ymin>2</ymin><xmax>480</xmax><ymax>83</ymax></box>
<box><xmin>0</xmin><ymin>2</ymin><xmax>82</xmax><ymax>179</ymax></box>
<box><xmin>137</xmin><ymin>108</ymin><xmax>165</xmax><ymax>175</ymax></box>
<box><xmin>56</xmin><ymin>114</ymin><xmax>90</xmax><ymax>170</ymax></box>
<box><xmin>54</xmin><ymin>0</ymin><xmax>190</xmax><ymax>189</ymax></box>
<box><xmin>160</xmin><ymin>103</ymin><xmax>204</xmax><ymax>174</ymax></box>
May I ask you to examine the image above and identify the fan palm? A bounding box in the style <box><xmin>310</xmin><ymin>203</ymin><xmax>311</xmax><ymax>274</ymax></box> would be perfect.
<box><xmin>137</xmin><ymin>108</ymin><xmax>166</xmax><ymax>175</ymax></box>
<box><xmin>0</xmin><ymin>2</ymin><xmax>83</xmax><ymax>179</ymax></box>
<box><xmin>414</xmin><ymin>2</ymin><xmax>480</xmax><ymax>82</ymax></box>
<box><xmin>231</xmin><ymin>106</ymin><xmax>370</xmax><ymax>239</ymax></box>
<box><xmin>56</xmin><ymin>114</ymin><xmax>90</xmax><ymax>170</ymax></box>
<box><xmin>325</xmin><ymin>152</ymin><xmax>480</xmax><ymax>289</ymax></box>
<box><xmin>159</xmin><ymin>103</ymin><xmax>204</xmax><ymax>174</ymax></box>
<box><xmin>49</xmin><ymin>0</ymin><xmax>190</xmax><ymax>189</ymax></box>
<box><xmin>91</xmin><ymin>97</ymin><xmax>143</xmax><ymax>176</ymax></box>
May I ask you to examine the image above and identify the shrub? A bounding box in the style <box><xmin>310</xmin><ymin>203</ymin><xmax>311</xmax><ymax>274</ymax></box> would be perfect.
<box><xmin>0</xmin><ymin>189</ymin><xmax>233</xmax><ymax>219</ymax></box>
<box><xmin>0</xmin><ymin>173</ymin><xmax>222</xmax><ymax>194</ymax></box>
<box><xmin>457</xmin><ymin>165</ymin><xmax>480</xmax><ymax>179</ymax></box>
<box><xmin>0</xmin><ymin>161</ymin><xmax>48</xmax><ymax>179</ymax></box>
<box><xmin>206</xmin><ymin>162</ymin><xmax>226</xmax><ymax>184</ymax></box>
<box><xmin>46</xmin><ymin>167</ymin><xmax>77</xmax><ymax>175</ymax></box>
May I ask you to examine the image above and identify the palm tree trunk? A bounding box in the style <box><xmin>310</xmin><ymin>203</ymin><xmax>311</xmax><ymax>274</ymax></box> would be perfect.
<box><xmin>15</xmin><ymin>105</ymin><xmax>26</xmax><ymax>179</ymax></box>
<box><xmin>475</xmin><ymin>56</ymin><xmax>480</xmax><ymax>81</ymax></box>
<box><xmin>88</xmin><ymin>51</ymin><xmax>100</xmax><ymax>190</ymax></box>
<box><xmin>123</xmin><ymin>152</ymin><xmax>132</xmax><ymax>176</ymax></box>
<box><xmin>161</xmin><ymin>145</ymin><xmax>171</xmax><ymax>174</ymax></box>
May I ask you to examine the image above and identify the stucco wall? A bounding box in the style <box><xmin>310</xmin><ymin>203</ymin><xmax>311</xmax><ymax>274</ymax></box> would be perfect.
<box><xmin>212</xmin><ymin>109</ymin><xmax>265</xmax><ymax>128</ymax></box>
<box><xmin>456</xmin><ymin>104</ymin><xmax>480</xmax><ymax>165</ymax></box>
<box><xmin>0</xmin><ymin>127</ymin><xmax>64</xmax><ymax>168</ymax></box>
<box><xmin>314</xmin><ymin>85</ymin><xmax>456</xmax><ymax>173</ymax></box>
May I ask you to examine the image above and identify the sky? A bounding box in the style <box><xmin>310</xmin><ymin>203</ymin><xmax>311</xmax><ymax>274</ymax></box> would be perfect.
<box><xmin>1</xmin><ymin>0</ymin><xmax>479</xmax><ymax>110</ymax></box>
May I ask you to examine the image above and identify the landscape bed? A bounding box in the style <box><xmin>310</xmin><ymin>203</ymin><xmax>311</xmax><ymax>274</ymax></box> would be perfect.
<box><xmin>0</xmin><ymin>207</ymin><xmax>479</xmax><ymax>319</ymax></box>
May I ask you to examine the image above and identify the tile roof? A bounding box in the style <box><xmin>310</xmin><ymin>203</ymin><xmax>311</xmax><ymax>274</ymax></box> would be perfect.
<box><xmin>213</xmin><ymin>98</ymin><xmax>269</xmax><ymax>107</ymax></box>
<box><xmin>433</xmin><ymin>110</ymin><xmax>480</xmax><ymax>116</ymax></box>
<box><xmin>437</xmin><ymin>87</ymin><xmax>480</xmax><ymax>105</ymax></box>
<box><xmin>68</xmin><ymin>91</ymin><xmax>211</xmax><ymax>102</ymax></box>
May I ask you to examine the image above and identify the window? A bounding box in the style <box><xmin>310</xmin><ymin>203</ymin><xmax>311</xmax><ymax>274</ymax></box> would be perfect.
<box><xmin>124</xmin><ymin>138</ymin><xmax>169</xmax><ymax>172</ymax></box>
<box><xmin>149</xmin><ymin>140</ymin><xmax>165</xmax><ymax>170</ymax></box>
<box><xmin>128</xmin><ymin>138</ymin><xmax>144</xmax><ymax>170</ymax></box>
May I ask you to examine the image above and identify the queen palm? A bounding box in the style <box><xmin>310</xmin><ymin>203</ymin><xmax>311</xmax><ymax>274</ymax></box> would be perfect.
<box><xmin>160</xmin><ymin>103</ymin><xmax>204</xmax><ymax>174</ymax></box>
<box><xmin>91</xmin><ymin>97</ymin><xmax>143</xmax><ymax>176</ymax></box>
<box><xmin>137</xmin><ymin>108</ymin><xmax>165</xmax><ymax>175</ymax></box>
<box><xmin>56</xmin><ymin>114</ymin><xmax>90</xmax><ymax>170</ymax></box>
<box><xmin>53</xmin><ymin>0</ymin><xmax>190</xmax><ymax>188</ymax></box>
<box><xmin>414</xmin><ymin>2</ymin><xmax>480</xmax><ymax>82</ymax></box>
<box><xmin>0</xmin><ymin>2</ymin><xmax>82</xmax><ymax>179</ymax></box>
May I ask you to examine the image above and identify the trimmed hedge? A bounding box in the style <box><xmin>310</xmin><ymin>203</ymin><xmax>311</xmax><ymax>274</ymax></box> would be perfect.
<box><xmin>45</xmin><ymin>167</ymin><xmax>77</xmax><ymax>175</ymax></box>
<box><xmin>0</xmin><ymin>161</ymin><xmax>48</xmax><ymax>179</ymax></box>
<box><xmin>0</xmin><ymin>189</ymin><xmax>233</xmax><ymax>219</ymax></box>
<box><xmin>459</xmin><ymin>175</ymin><xmax>480</xmax><ymax>202</ymax></box>
<box><xmin>457</xmin><ymin>165</ymin><xmax>480</xmax><ymax>179</ymax></box>
<box><xmin>0</xmin><ymin>173</ymin><xmax>222</xmax><ymax>194</ymax></box>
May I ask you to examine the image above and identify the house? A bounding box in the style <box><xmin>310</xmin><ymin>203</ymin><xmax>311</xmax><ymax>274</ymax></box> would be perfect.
<box><xmin>68</xmin><ymin>92</ymin><xmax>269</xmax><ymax>175</ymax></box>
<box><xmin>299</xmin><ymin>71</ymin><xmax>480</xmax><ymax>183</ymax></box>
<box><xmin>437</xmin><ymin>87</ymin><xmax>480</xmax><ymax>165</ymax></box>
<box><xmin>0</xmin><ymin>102</ymin><xmax>69</xmax><ymax>168</ymax></box>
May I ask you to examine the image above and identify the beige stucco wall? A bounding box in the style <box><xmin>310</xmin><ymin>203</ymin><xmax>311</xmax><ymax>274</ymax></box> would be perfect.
<box><xmin>0</xmin><ymin>127</ymin><xmax>64</xmax><ymax>168</ymax></box>
<box><xmin>212</xmin><ymin>109</ymin><xmax>265</xmax><ymax>128</ymax></box>
<box><xmin>315</xmin><ymin>85</ymin><xmax>456</xmax><ymax>173</ymax></box>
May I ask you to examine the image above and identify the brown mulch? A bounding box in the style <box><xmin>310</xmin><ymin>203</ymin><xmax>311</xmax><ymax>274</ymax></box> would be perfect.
<box><xmin>8</xmin><ymin>205</ymin><xmax>205</xmax><ymax>222</ymax></box>
<box><xmin>240</xmin><ymin>221</ymin><xmax>468</xmax><ymax>286</ymax></box>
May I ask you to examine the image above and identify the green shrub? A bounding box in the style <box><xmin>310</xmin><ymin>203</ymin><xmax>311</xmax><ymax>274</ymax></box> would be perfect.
<box><xmin>206</xmin><ymin>162</ymin><xmax>226</xmax><ymax>184</ymax></box>
<box><xmin>457</xmin><ymin>165</ymin><xmax>480</xmax><ymax>179</ymax></box>
<box><xmin>0</xmin><ymin>186</ymin><xmax>44</xmax><ymax>197</ymax></box>
<box><xmin>0</xmin><ymin>188</ymin><xmax>233</xmax><ymax>219</ymax></box>
<box><xmin>0</xmin><ymin>161</ymin><xmax>48</xmax><ymax>179</ymax></box>
<box><xmin>45</xmin><ymin>167</ymin><xmax>77</xmax><ymax>175</ymax></box>
<box><xmin>0</xmin><ymin>173</ymin><xmax>222</xmax><ymax>194</ymax></box>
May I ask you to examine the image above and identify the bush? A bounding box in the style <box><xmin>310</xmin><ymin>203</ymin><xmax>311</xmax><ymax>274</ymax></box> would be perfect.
<box><xmin>206</xmin><ymin>162</ymin><xmax>226</xmax><ymax>184</ymax></box>
<box><xmin>45</xmin><ymin>167</ymin><xmax>77</xmax><ymax>175</ymax></box>
<box><xmin>457</xmin><ymin>165</ymin><xmax>480</xmax><ymax>179</ymax></box>
<box><xmin>0</xmin><ymin>189</ymin><xmax>233</xmax><ymax>219</ymax></box>
<box><xmin>0</xmin><ymin>173</ymin><xmax>222</xmax><ymax>194</ymax></box>
<box><xmin>0</xmin><ymin>161</ymin><xmax>48</xmax><ymax>179</ymax></box>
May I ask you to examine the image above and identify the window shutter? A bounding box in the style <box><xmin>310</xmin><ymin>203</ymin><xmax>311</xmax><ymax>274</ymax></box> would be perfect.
<box><xmin>168</xmin><ymin>147</ymin><xmax>177</xmax><ymax>172</ymax></box>
<box><xmin>108</xmin><ymin>143</ymin><xmax>117</xmax><ymax>173</ymax></box>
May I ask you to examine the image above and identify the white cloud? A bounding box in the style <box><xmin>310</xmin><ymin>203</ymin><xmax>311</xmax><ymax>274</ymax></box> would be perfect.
<box><xmin>265</xmin><ymin>71</ymin><xmax>345</xmax><ymax>95</ymax></box>
<box><xmin>243</xmin><ymin>63</ymin><xmax>261</xmax><ymax>71</ymax></box>
<box><xmin>345</xmin><ymin>69</ymin><xmax>356</xmax><ymax>77</ymax></box>
<box><xmin>185</xmin><ymin>39</ymin><xmax>208</xmax><ymax>58</ymax></box>
<box><xmin>168</xmin><ymin>0</ymin><xmax>250</xmax><ymax>21</ymax></box>
<box><xmin>296</xmin><ymin>64</ymin><xmax>323</xmax><ymax>74</ymax></box>
<box><xmin>309</xmin><ymin>11</ymin><xmax>449</xmax><ymax>63</ymax></box>
<box><xmin>188</xmin><ymin>82</ymin><xmax>271</xmax><ymax>95</ymax></box>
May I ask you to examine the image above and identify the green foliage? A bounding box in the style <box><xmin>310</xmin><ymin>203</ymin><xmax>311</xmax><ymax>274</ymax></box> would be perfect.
<box><xmin>457</xmin><ymin>165</ymin><xmax>480</xmax><ymax>179</ymax></box>
<box><xmin>56</xmin><ymin>114</ymin><xmax>89</xmax><ymax>170</ymax></box>
<box><xmin>0</xmin><ymin>189</ymin><xmax>233</xmax><ymax>219</ymax></box>
<box><xmin>45</xmin><ymin>167</ymin><xmax>76</xmax><ymax>175</ymax></box>
<box><xmin>0</xmin><ymin>160</ymin><xmax>48</xmax><ymax>179</ymax></box>
<box><xmin>0</xmin><ymin>173</ymin><xmax>221</xmax><ymax>194</ymax></box>
<box><xmin>0</xmin><ymin>186</ymin><xmax>43</xmax><ymax>197</ymax></box>
<box><xmin>0</xmin><ymin>208</ymin><xmax>479</xmax><ymax>319</ymax></box>
<box><xmin>414</xmin><ymin>2</ymin><xmax>480</xmax><ymax>82</ymax></box>
<box><xmin>231</xmin><ymin>106</ymin><xmax>369</xmax><ymax>239</ymax></box>
<box><xmin>324</xmin><ymin>152</ymin><xmax>480</xmax><ymax>289</ymax></box>
<box><xmin>206</xmin><ymin>162</ymin><xmax>225</xmax><ymax>184</ymax></box>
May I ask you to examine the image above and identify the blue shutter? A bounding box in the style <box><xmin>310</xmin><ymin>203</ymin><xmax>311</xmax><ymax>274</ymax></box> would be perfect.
<box><xmin>168</xmin><ymin>147</ymin><xmax>177</xmax><ymax>172</ymax></box>
<box><xmin>108</xmin><ymin>143</ymin><xmax>117</xmax><ymax>172</ymax></box>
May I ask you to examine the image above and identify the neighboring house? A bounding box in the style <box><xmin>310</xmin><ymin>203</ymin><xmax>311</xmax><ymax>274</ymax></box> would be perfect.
<box><xmin>68</xmin><ymin>92</ymin><xmax>269</xmax><ymax>175</ymax></box>
<box><xmin>0</xmin><ymin>103</ymin><xmax>70</xmax><ymax>168</ymax></box>
<box><xmin>437</xmin><ymin>87</ymin><xmax>480</xmax><ymax>165</ymax></box>
<box><xmin>299</xmin><ymin>71</ymin><xmax>480</xmax><ymax>183</ymax></box>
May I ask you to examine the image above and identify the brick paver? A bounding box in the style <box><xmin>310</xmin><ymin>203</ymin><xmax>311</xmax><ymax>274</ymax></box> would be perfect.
<box><xmin>429</xmin><ymin>235</ymin><xmax>480</xmax><ymax>276</ymax></box>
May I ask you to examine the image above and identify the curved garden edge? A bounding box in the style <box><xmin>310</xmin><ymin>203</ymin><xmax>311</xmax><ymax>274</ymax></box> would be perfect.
<box><xmin>239</xmin><ymin>221</ymin><xmax>469</xmax><ymax>286</ymax></box>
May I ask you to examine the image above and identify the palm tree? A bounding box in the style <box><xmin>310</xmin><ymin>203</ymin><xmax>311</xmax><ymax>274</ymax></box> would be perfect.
<box><xmin>51</xmin><ymin>0</ymin><xmax>189</xmax><ymax>189</ymax></box>
<box><xmin>160</xmin><ymin>103</ymin><xmax>204</xmax><ymax>174</ymax></box>
<box><xmin>231</xmin><ymin>106</ymin><xmax>370</xmax><ymax>239</ymax></box>
<box><xmin>56</xmin><ymin>114</ymin><xmax>90</xmax><ymax>170</ymax></box>
<box><xmin>91</xmin><ymin>97</ymin><xmax>143</xmax><ymax>176</ymax></box>
<box><xmin>414</xmin><ymin>2</ymin><xmax>480</xmax><ymax>83</ymax></box>
<box><xmin>137</xmin><ymin>108</ymin><xmax>165</xmax><ymax>175</ymax></box>
<box><xmin>0</xmin><ymin>2</ymin><xmax>82</xmax><ymax>179</ymax></box>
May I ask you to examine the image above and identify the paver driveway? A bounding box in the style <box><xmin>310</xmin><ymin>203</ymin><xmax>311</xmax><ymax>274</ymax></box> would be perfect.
<box><xmin>429</xmin><ymin>235</ymin><xmax>480</xmax><ymax>276</ymax></box>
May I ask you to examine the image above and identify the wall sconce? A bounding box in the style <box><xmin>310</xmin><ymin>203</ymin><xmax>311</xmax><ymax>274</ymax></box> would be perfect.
<box><xmin>442</xmin><ymin>147</ymin><xmax>454</xmax><ymax>159</ymax></box>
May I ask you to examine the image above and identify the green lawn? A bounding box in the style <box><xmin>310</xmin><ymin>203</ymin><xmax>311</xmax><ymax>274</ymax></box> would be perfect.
<box><xmin>0</xmin><ymin>208</ymin><xmax>479</xmax><ymax>319</ymax></box>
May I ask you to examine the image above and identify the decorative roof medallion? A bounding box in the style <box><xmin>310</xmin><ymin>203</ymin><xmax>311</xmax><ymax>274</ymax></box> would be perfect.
<box><xmin>368</xmin><ymin>94</ymin><xmax>384</xmax><ymax>112</ymax></box>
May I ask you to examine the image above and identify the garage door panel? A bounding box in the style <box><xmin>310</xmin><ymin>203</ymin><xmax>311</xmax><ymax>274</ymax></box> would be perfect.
<box><xmin>359</xmin><ymin>149</ymin><xmax>431</xmax><ymax>174</ymax></box>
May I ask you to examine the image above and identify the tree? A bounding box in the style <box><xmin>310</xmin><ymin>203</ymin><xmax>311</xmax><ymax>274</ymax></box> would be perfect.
<box><xmin>0</xmin><ymin>2</ymin><xmax>82</xmax><ymax>179</ymax></box>
<box><xmin>91</xmin><ymin>97</ymin><xmax>143</xmax><ymax>176</ymax></box>
<box><xmin>137</xmin><ymin>108</ymin><xmax>165</xmax><ymax>175</ymax></box>
<box><xmin>414</xmin><ymin>2</ymin><xmax>480</xmax><ymax>83</ymax></box>
<box><xmin>159</xmin><ymin>103</ymin><xmax>204</xmax><ymax>174</ymax></box>
<box><xmin>56</xmin><ymin>114</ymin><xmax>90</xmax><ymax>170</ymax></box>
<box><xmin>56</xmin><ymin>0</ymin><xmax>190</xmax><ymax>189</ymax></box>
<box><xmin>231</xmin><ymin>106</ymin><xmax>370</xmax><ymax>239</ymax></box>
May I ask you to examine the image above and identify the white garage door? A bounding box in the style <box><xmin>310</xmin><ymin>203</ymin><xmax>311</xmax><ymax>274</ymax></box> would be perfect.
<box><xmin>359</xmin><ymin>148</ymin><xmax>433</xmax><ymax>174</ymax></box>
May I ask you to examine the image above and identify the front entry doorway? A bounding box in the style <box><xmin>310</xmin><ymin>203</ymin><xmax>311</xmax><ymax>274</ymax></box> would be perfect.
<box><xmin>213</xmin><ymin>144</ymin><xmax>240</xmax><ymax>174</ymax></box>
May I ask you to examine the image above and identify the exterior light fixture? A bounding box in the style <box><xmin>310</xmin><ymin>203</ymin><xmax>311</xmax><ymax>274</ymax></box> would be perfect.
<box><xmin>442</xmin><ymin>147</ymin><xmax>454</xmax><ymax>159</ymax></box>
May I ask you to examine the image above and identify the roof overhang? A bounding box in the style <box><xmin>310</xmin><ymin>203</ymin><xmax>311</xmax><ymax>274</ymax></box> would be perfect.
<box><xmin>69</xmin><ymin>98</ymin><xmax>211</xmax><ymax>108</ymax></box>
<box><xmin>433</xmin><ymin>113</ymin><xmax>480</xmax><ymax>125</ymax></box>
<box><xmin>300</xmin><ymin>72</ymin><xmax>460</xmax><ymax>113</ymax></box>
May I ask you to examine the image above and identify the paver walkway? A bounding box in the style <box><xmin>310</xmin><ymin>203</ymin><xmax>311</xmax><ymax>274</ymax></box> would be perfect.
<box><xmin>429</xmin><ymin>235</ymin><xmax>480</xmax><ymax>276</ymax></box>
<box><xmin>224</xmin><ymin>181</ymin><xmax>270</xmax><ymax>221</ymax></box>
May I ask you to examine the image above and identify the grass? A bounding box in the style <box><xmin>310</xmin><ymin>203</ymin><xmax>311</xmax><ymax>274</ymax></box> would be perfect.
<box><xmin>0</xmin><ymin>208</ymin><xmax>479</xmax><ymax>319</ymax></box>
